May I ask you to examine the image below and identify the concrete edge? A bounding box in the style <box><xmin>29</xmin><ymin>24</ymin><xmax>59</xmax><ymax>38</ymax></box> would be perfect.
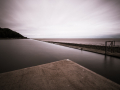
<box><xmin>0</xmin><ymin>59</ymin><xmax>120</xmax><ymax>87</ymax></box>
<box><xmin>0</xmin><ymin>59</ymin><xmax>69</xmax><ymax>75</ymax></box>
<box><xmin>69</xmin><ymin>60</ymin><xmax>120</xmax><ymax>87</ymax></box>
<box><xmin>44</xmin><ymin>41</ymin><xmax>120</xmax><ymax>59</ymax></box>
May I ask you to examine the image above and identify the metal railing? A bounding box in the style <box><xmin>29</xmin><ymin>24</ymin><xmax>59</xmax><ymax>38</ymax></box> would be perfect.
<box><xmin>105</xmin><ymin>41</ymin><xmax>115</xmax><ymax>55</ymax></box>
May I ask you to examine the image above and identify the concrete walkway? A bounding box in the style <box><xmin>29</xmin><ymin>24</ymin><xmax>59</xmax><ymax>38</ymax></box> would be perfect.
<box><xmin>0</xmin><ymin>59</ymin><xmax>120</xmax><ymax>90</ymax></box>
<box><xmin>46</xmin><ymin>41</ymin><xmax>120</xmax><ymax>58</ymax></box>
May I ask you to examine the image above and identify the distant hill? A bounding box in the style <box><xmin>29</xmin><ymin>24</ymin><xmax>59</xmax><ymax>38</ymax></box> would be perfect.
<box><xmin>0</xmin><ymin>27</ymin><xmax>27</xmax><ymax>39</ymax></box>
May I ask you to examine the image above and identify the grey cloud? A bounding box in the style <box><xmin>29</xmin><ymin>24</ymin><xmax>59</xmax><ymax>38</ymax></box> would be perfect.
<box><xmin>0</xmin><ymin>0</ymin><xmax>120</xmax><ymax>38</ymax></box>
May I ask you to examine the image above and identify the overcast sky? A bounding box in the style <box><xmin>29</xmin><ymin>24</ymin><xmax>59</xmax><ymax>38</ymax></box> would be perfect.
<box><xmin>0</xmin><ymin>0</ymin><xmax>120</xmax><ymax>38</ymax></box>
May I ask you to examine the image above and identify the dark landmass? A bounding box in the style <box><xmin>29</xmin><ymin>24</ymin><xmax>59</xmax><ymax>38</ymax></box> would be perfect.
<box><xmin>0</xmin><ymin>27</ymin><xmax>27</xmax><ymax>39</ymax></box>
<box><xmin>44</xmin><ymin>41</ymin><xmax>120</xmax><ymax>58</ymax></box>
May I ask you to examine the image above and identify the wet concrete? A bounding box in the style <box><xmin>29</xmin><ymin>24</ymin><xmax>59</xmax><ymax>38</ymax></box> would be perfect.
<box><xmin>0</xmin><ymin>59</ymin><xmax>120</xmax><ymax>90</ymax></box>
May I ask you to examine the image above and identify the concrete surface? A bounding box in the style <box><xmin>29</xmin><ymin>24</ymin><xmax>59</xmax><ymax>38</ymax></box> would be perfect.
<box><xmin>0</xmin><ymin>59</ymin><xmax>120</xmax><ymax>90</ymax></box>
<box><xmin>46</xmin><ymin>41</ymin><xmax>120</xmax><ymax>58</ymax></box>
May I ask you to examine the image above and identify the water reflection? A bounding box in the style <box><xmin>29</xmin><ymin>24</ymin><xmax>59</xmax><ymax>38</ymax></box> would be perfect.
<box><xmin>0</xmin><ymin>39</ymin><xmax>120</xmax><ymax>84</ymax></box>
<box><xmin>104</xmin><ymin>55</ymin><xmax>114</xmax><ymax>69</ymax></box>
<box><xmin>110</xmin><ymin>57</ymin><xmax>114</xmax><ymax>68</ymax></box>
<box><xmin>104</xmin><ymin>55</ymin><xmax>107</xmax><ymax>69</ymax></box>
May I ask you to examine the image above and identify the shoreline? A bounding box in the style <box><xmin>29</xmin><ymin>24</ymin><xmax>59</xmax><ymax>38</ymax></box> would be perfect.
<box><xmin>44</xmin><ymin>41</ymin><xmax>120</xmax><ymax>58</ymax></box>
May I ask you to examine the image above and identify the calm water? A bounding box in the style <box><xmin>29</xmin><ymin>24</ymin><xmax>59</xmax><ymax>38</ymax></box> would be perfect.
<box><xmin>0</xmin><ymin>39</ymin><xmax>120</xmax><ymax>84</ymax></box>
<box><xmin>37</xmin><ymin>38</ymin><xmax>120</xmax><ymax>46</ymax></box>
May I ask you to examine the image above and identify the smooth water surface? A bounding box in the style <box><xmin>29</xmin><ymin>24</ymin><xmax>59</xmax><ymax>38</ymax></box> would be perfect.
<box><xmin>0</xmin><ymin>39</ymin><xmax>120</xmax><ymax>84</ymax></box>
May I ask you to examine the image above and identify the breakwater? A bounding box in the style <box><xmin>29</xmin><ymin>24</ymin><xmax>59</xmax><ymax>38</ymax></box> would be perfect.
<box><xmin>46</xmin><ymin>41</ymin><xmax>120</xmax><ymax>58</ymax></box>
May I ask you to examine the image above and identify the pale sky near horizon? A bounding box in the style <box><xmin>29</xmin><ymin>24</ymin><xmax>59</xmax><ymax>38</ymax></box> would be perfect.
<box><xmin>0</xmin><ymin>0</ymin><xmax>120</xmax><ymax>38</ymax></box>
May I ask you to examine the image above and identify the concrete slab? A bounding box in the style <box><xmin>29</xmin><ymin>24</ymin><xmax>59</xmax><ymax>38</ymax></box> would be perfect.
<box><xmin>0</xmin><ymin>59</ymin><xmax>120</xmax><ymax>90</ymax></box>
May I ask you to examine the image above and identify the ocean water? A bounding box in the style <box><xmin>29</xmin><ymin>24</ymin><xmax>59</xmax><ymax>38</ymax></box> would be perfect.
<box><xmin>36</xmin><ymin>38</ymin><xmax>120</xmax><ymax>46</ymax></box>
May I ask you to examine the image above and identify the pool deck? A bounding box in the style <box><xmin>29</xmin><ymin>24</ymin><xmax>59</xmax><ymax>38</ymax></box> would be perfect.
<box><xmin>0</xmin><ymin>59</ymin><xmax>120</xmax><ymax>90</ymax></box>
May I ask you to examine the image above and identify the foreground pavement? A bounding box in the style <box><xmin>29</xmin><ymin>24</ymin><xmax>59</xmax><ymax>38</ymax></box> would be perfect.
<box><xmin>0</xmin><ymin>59</ymin><xmax>120</xmax><ymax>90</ymax></box>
